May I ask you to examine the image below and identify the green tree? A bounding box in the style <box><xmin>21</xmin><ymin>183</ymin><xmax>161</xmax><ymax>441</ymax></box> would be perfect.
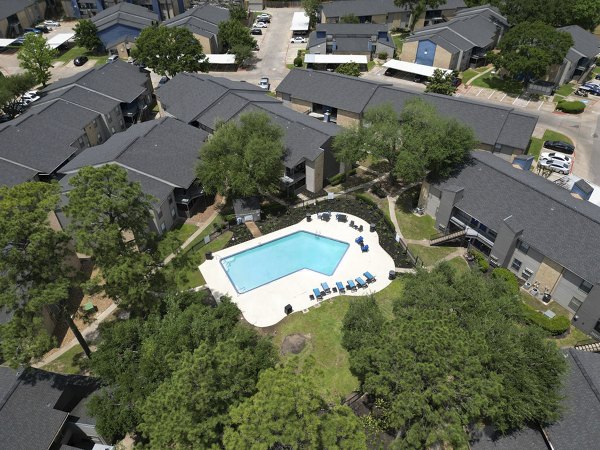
<box><xmin>424</xmin><ymin>68</ymin><xmax>458</xmax><ymax>95</ymax></box>
<box><xmin>196</xmin><ymin>112</ymin><xmax>285</xmax><ymax>197</ymax></box>
<box><xmin>340</xmin><ymin>14</ymin><xmax>360</xmax><ymax>23</ymax></box>
<box><xmin>395</xmin><ymin>98</ymin><xmax>475</xmax><ymax>182</ymax></box>
<box><xmin>0</xmin><ymin>183</ymin><xmax>70</xmax><ymax>366</ymax></box>
<box><xmin>131</xmin><ymin>25</ymin><xmax>208</xmax><ymax>77</ymax></box>
<box><xmin>0</xmin><ymin>72</ymin><xmax>36</xmax><ymax>118</ymax></box>
<box><xmin>341</xmin><ymin>296</ymin><xmax>385</xmax><ymax>353</ymax></box>
<box><xmin>394</xmin><ymin>0</ymin><xmax>445</xmax><ymax>29</ymax></box>
<box><xmin>218</xmin><ymin>19</ymin><xmax>256</xmax><ymax>51</ymax></box>
<box><xmin>493</xmin><ymin>21</ymin><xmax>574</xmax><ymax>81</ymax></box>
<box><xmin>73</xmin><ymin>19</ymin><xmax>102</xmax><ymax>52</ymax></box>
<box><xmin>17</xmin><ymin>33</ymin><xmax>58</xmax><ymax>87</ymax></box>
<box><xmin>332</xmin><ymin>123</ymin><xmax>367</xmax><ymax>180</ymax></box>
<box><xmin>362</xmin><ymin>103</ymin><xmax>403</xmax><ymax>172</ymax></box>
<box><xmin>566</xmin><ymin>0</ymin><xmax>600</xmax><ymax>31</ymax></box>
<box><xmin>302</xmin><ymin>0</ymin><xmax>321</xmax><ymax>28</ymax></box>
<box><xmin>335</xmin><ymin>62</ymin><xmax>361</xmax><ymax>77</ymax></box>
<box><xmin>343</xmin><ymin>264</ymin><xmax>567</xmax><ymax>449</ymax></box>
<box><xmin>228</xmin><ymin>3</ymin><xmax>248</xmax><ymax>22</ymax></box>
<box><xmin>224</xmin><ymin>360</ymin><xmax>367</xmax><ymax>449</ymax></box>
<box><xmin>231</xmin><ymin>43</ymin><xmax>253</xmax><ymax>66</ymax></box>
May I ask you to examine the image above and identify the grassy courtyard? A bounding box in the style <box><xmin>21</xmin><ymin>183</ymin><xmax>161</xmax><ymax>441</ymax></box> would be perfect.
<box><xmin>41</xmin><ymin>345</ymin><xmax>87</xmax><ymax>375</ymax></box>
<box><xmin>272</xmin><ymin>278</ymin><xmax>404</xmax><ymax>403</ymax></box>
<box><xmin>408</xmin><ymin>244</ymin><xmax>458</xmax><ymax>267</ymax></box>
<box><xmin>528</xmin><ymin>129</ymin><xmax>574</xmax><ymax>160</ymax></box>
<box><xmin>53</xmin><ymin>45</ymin><xmax>106</xmax><ymax>66</ymax></box>
<box><xmin>395</xmin><ymin>188</ymin><xmax>437</xmax><ymax>240</ymax></box>
<box><xmin>470</xmin><ymin>74</ymin><xmax>524</xmax><ymax>95</ymax></box>
<box><xmin>157</xmin><ymin>223</ymin><xmax>198</xmax><ymax>259</ymax></box>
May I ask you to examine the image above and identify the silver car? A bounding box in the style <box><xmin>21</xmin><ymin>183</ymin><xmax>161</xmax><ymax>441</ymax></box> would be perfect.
<box><xmin>539</xmin><ymin>159</ymin><xmax>570</xmax><ymax>175</ymax></box>
<box><xmin>540</xmin><ymin>151</ymin><xmax>573</xmax><ymax>166</ymax></box>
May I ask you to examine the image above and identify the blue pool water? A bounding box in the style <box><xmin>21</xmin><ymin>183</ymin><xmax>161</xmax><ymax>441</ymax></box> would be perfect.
<box><xmin>220</xmin><ymin>231</ymin><xmax>349</xmax><ymax>293</ymax></box>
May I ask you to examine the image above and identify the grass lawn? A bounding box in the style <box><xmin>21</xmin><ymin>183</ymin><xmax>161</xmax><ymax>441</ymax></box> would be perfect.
<box><xmin>392</xmin><ymin>34</ymin><xmax>404</xmax><ymax>53</ymax></box>
<box><xmin>272</xmin><ymin>279</ymin><xmax>404</xmax><ymax>402</ymax></box>
<box><xmin>527</xmin><ymin>137</ymin><xmax>543</xmax><ymax>160</ymax></box>
<box><xmin>445</xmin><ymin>256</ymin><xmax>469</xmax><ymax>273</ymax></box>
<box><xmin>395</xmin><ymin>188</ymin><xmax>437</xmax><ymax>240</ymax></box>
<box><xmin>408</xmin><ymin>244</ymin><xmax>458</xmax><ymax>267</ymax></box>
<box><xmin>40</xmin><ymin>345</ymin><xmax>87</xmax><ymax>375</ymax></box>
<box><xmin>555</xmin><ymin>84</ymin><xmax>574</xmax><ymax>97</ymax></box>
<box><xmin>460</xmin><ymin>68</ymin><xmax>479</xmax><ymax>84</ymax></box>
<box><xmin>542</xmin><ymin>129</ymin><xmax>573</xmax><ymax>145</ymax></box>
<box><xmin>53</xmin><ymin>46</ymin><xmax>105</xmax><ymax>64</ymax></box>
<box><xmin>174</xmin><ymin>231</ymin><xmax>233</xmax><ymax>290</ymax></box>
<box><xmin>184</xmin><ymin>214</ymin><xmax>225</xmax><ymax>251</ymax></box>
<box><xmin>157</xmin><ymin>223</ymin><xmax>198</xmax><ymax>259</ymax></box>
<box><xmin>367</xmin><ymin>60</ymin><xmax>375</xmax><ymax>71</ymax></box>
<box><xmin>528</xmin><ymin>130</ymin><xmax>573</xmax><ymax>160</ymax></box>
<box><xmin>470</xmin><ymin>74</ymin><xmax>524</xmax><ymax>95</ymax></box>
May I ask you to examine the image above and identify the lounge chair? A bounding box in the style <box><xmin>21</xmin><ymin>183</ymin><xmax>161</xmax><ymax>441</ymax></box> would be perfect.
<box><xmin>321</xmin><ymin>282</ymin><xmax>331</xmax><ymax>294</ymax></box>
<box><xmin>347</xmin><ymin>280</ymin><xmax>357</xmax><ymax>291</ymax></box>
<box><xmin>336</xmin><ymin>281</ymin><xmax>345</xmax><ymax>293</ymax></box>
<box><xmin>358</xmin><ymin>224</ymin><xmax>363</xmax><ymax>232</ymax></box>
<box><xmin>312</xmin><ymin>288</ymin><xmax>323</xmax><ymax>300</ymax></box>
<box><xmin>349</xmin><ymin>220</ymin><xmax>355</xmax><ymax>228</ymax></box>
<box><xmin>355</xmin><ymin>236</ymin><xmax>364</xmax><ymax>244</ymax></box>
<box><xmin>336</xmin><ymin>213</ymin><xmax>347</xmax><ymax>222</ymax></box>
<box><xmin>364</xmin><ymin>272</ymin><xmax>376</xmax><ymax>283</ymax></box>
<box><xmin>309</xmin><ymin>294</ymin><xmax>315</xmax><ymax>300</ymax></box>
<box><xmin>356</xmin><ymin>277</ymin><xmax>368</xmax><ymax>288</ymax></box>
<box><xmin>361</xmin><ymin>244</ymin><xmax>369</xmax><ymax>252</ymax></box>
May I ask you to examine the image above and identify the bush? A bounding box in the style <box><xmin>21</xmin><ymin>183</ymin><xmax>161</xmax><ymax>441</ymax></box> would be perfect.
<box><xmin>471</xmin><ymin>250</ymin><xmax>489</xmax><ymax>273</ymax></box>
<box><xmin>377</xmin><ymin>52</ymin><xmax>388</xmax><ymax>60</ymax></box>
<box><xmin>556</xmin><ymin>100</ymin><xmax>585</xmax><ymax>114</ymax></box>
<box><xmin>354</xmin><ymin>192</ymin><xmax>378</xmax><ymax>208</ymax></box>
<box><xmin>492</xmin><ymin>267</ymin><xmax>519</xmax><ymax>295</ymax></box>
<box><xmin>293</xmin><ymin>56</ymin><xmax>303</xmax><ymax>67</ymax></box>
<box><xmin>327</xmin><ymin>169</ymin><xmax>356</xmax><ymax>186</ymax></box>
<box><xmin>370</xmin><ymin>183</ymin><xmax>386</xmax><ymax>198</ymax></box>
<box><xmin>521</xmin><ymin>304</ymin><xmax>571</xmax><ymax>336</ymax></box>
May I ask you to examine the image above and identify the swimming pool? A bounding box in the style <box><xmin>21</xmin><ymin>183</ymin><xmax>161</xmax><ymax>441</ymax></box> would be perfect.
<box><xmin>220</xmin><ymin>231</ymin><xmax>349</xmax><ymax>293</ymax></box>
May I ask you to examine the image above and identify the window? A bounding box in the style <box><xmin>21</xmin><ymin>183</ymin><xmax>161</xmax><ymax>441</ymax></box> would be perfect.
<box><xmin>517</xmin><ymin>240</ymin><xmax>529</xmax><ymax>254</ymax></box>
<box><xmin>157</xmin><ymin>209</ymin><xmax>163</xmax><ymax>219</ymax></box>
<box><xmin>111</xmin><ymin>127</ymin><xmax>115</xmax><ymax>133</ymax></box>
<box><xmin>488</xmin><ymin>230</ymin><xmax>497</xmax><ymax>240</ymax></box>
<box><xmin>171</xmin><ymin>207</ymin><xmax>176</xmax><ymax>218</ymax></box>
<box><xmin>568</xmin><ymin>297</ymin><xmax>583</xmax><ymax>311</ymax></box>
<box><xmin>522</xmin><ymin>268</ymin><xmax>533</xmax><ymax>280</ymax></box>
<box><xmin>511</xmin><ymin>258</ymin><xmax>522</xmax><ymax>271</ymax></box>
<box><xmin>489</xmin><ymin>255</ymin><xmax>498</xmax><ymax>267</ymax></box>
<box><xmin>579</xmin><ymin>280</ymin><xmax>593</xmax><ymax>294</ymax></box>
<box><xmin>160</xmin><ymin>222</ymin><xmax>166</xmax><ymax>232</ymax></box>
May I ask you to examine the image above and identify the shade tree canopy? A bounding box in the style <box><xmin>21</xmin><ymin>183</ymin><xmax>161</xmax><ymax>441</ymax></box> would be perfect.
<box><xmin>0</xmin><ymin>72</ymin><xmax>36</xmax><ymax>118</ymax></box>
<box><xmin>218</xmin><ymin>19</ymin><xmax>256</xmax><ymax>51</ymax></box>
<box><xmin>424</xmin><ymin>68</ymin><xmax>459</xmax><ymax>96</ymax></box>
<box><xmin>335</xmin><ymin>62</ymin><xmax>361</xmax><ymax>77</ymax></box>
<box><xmin>17</xmin><ymin>33</ymin><xmax>58</xmax><ymax>87</ymax></box>
<box><xmin>73</xmin><ymin>19</ymin><xmax>102</xmax><ymax>52</ymax></box>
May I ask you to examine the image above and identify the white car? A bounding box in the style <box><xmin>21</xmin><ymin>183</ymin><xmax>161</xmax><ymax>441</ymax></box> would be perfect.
<box><xmin>257</xmin><ymin>13</ymin><xmax>271</xmax><ymax>19</ymax></box>
<box><xmin>290</xmin><ymin>36</ymin><xmax>307</xmax><ymax>44</ymax></box>
<box><xmin>539</xmin><ymin>159</ymin><xmax>570</xmax><ymax>175</ymax></box>
<box><xmin>258</xmin><ymin>77</ymin><xmax>270</xmax><ymax>89</ymax></box>
<box><xmin>20</xmin><ymin>91</ymin><xmax>40</xmax><ymax>105</ymax></box>
<box><xmin>540</xmin><ymin>151</ymin><xmax>573</xmax><ymax>166</ymax></box>
<box><xmin>43</xmin><ymin>20</ymin><xmax>60</xmax><ymax>27</ymax></box>
<box><xmin>253</xmin><ymin>21</ymin><xmax>268</xmax><ymax>28</ymax></box>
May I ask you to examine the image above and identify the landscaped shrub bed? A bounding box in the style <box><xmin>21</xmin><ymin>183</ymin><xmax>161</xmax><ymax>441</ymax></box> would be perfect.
<box><xmin>225</xmin><ymin>223</ymin><xmax>254</xmax><ymax>248</ymax></box>
<box><xmin>328</xmin><ymin>169</ymin><xmax>357</xmax><ymax>186</ymax></box>
<box><xmin>258</xmin><ymin>195</ymin><xmax>413</xmax><ymax>268</ymax></box>
<box><xmin>521</xmin><ymin>303</ymin><xmax>571</xmax><ymax>336</ymax></box>
<box><xmin>556</xmin><ymin>100</ymin><xmax>585</xmax><ymax>114</ymax></box>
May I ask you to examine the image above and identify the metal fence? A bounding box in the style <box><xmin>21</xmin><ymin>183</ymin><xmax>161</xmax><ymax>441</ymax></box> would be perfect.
<box><xmin>264</xmin><ymin>0</ymin><xmax>303</xmax><ymax>7</ymax></box>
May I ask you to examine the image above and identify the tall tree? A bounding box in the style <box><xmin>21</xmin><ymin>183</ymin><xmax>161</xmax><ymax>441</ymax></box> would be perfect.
<box><xmin>73</xmin><ymin>19</ymin><xmax>102</xmax><ymax>52</ymax></box>
<box><xmin>224</xmin><ymin>360</ymin><xmax>367</xmax><ymax>449</ymax></box>
<box><xmin>343</xmin><ymin>264</ymin><xmax>567</xmax><ymax>448</ymax></box>
<box><xmin>395</xmin><ymin>98</ymin><xmax>475</xmax><ymax>183</ymax></box>
<box><xmin>492</xmin><ymin>21</ymin><xmax>574</xmax><ymax>81</ymax></box>
<box><xmin>231</xmin><ymin>43</ymin><xmax>253</xmax><ymax>67</ymax></box>
<box><xmin>332</xmin><ymin>123</ymin><xmax>367</xmax><ymax>179</ymax></box>
<box><xmin>424</xmin><ymin>68</ymin><xmax>458</xmax><ymax>96</ymax></box>
<box><xmin>228</xmin><ymin>3</ymin><xmax>248</xmax><ymax>22</ymax></box>
<box><xmin>566</xmin><ymin>0</ymin><xmax>600</xmax><ymax>31</ymax></box>
<box><xmin>362</xmin><ymin>103</ymin><xmax>403</xmax><ymax>173</ymax></box>
<box><xmin>17</xmin><ymin>33</ymin><xmax>58</xmax><ymax>87</ymax></box>
<box><xmin>340</xmin><ymin>14</ymin><xmax>360</xmax><ymax>24</ymax></box>
<box><xmin>302</xmin><ymin>0</ymin><xmax>321</xmax><ymax>28</ymax></box>
<box><xmin>394</xmin><ymin>0</ymin><xmax>445</xmax><ymax>30</ymax></box>
<box><xmin>197</xmin><ymin>112</ymin><xmax>285</xmax><ymax>197</ymax></box>
<box><xmin>335</xmin><ymin>62</ymin><xmax>361</xmax><ymax>77</ymax></box>
<box><xmin>0</xmin><ymin>182</ymin><xmax>70</xmax><ymax>366</ymax></box>
<box><xmin>131</xmin><ymin>25</ymin><xmax>208</xmax><ymax>77</ymax></box>
<box><xmin>218</xmin><ymin>19</ymin><xmax>256</xmax><ymax>51</ymax></box>
<box><xmin>0</xmin><ymin>72</ymin><xmax>36</xmax><ymax>118</ymax></box>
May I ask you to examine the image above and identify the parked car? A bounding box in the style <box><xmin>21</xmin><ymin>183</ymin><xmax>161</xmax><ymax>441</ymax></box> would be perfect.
<box><xmin>253</xmin><ymin>21</ymin><xmax>268</xmax><ymax>28</ymax></box>
<box><xmin>575</xmin><ymin>87</ymin><xmax>589</xmax><ymax>97</ymax></box>
<box><xmin>539</xmin><ymin>159</ymin><xmax>570</xmax><ymax>175</ymax></box>
<box><xmin>21</xmin><ymin>90</ymin><xmax>39</xmax><ymax>100</ymax></box>
<box><xmin>596</xmin><ymin>73</ymin><xmax>600</xmax><ymax>80</ymax></box>
<box><xmin>258</xmin><ymin>77</ymin><xmax>270</xmax><ymax>89</ymax></box>
<box><xmin>43</xmin><ymin>20</ymin><xmax>60</xmax><ymax>27</ymax></box>
<box><xmin>540</xmin><ymin>151</ymin><xmax>573</xmax><ymax>165</ymax></box>
<box><xmin>290</xmin><ymin>36</ymin><xmax>307</xmax><ymax>44</ymax></box>
<box><xmin>159</xmin><ymin>76</ymin><xmax>170</xmax><ymax>85</ymax></box>
<box><xmin>583</xmin><ymin>83</ymin><xmax>600</xmax><ymax>95</ymax></box>
<box><xmin>20</xmin><ymin>95</ymin><xmax>40</xmax><ymax>106</ymax></box>
<box><xmin>257</xmin><ymin>13</ymin><xmax>271</xmax><ymax>20</ymax></box>
<box><xmin>74</xmin><ymin>55</ymin><xmax>88</xmax><ymax>66</ymax></box>
<box><xmin>107</xmin><ymin>54</ymin><xmax>119</xmax><ymax>63</ymax></box>
<box><xmin>34</xmin><ymin>25</ymin><xmax>50</xmax><ymax>33</ymax></box>
<box><xmin>24</xmin><ymin>28</ymin><xmax>42</xmax><ymax>34</ymax></box>
<box><xmin>543</xmin><ymin>140</ymin><xmax>575</xmax><ymax>154</ymax></box>
<box><xmin>250</xmin><ymin>28</ymin><xmax>262</xmax><ymax>35</ymax></box>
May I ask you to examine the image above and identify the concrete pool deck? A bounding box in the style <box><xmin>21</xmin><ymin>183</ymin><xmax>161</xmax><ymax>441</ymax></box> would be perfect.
<box><xmin>200</xmin><ymin>213</ymin><xmax>395</xmax><ymax>327</ymax></box>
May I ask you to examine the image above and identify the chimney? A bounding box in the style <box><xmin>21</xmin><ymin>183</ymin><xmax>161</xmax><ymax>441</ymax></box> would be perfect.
<box><xmin>511</xmin><ymin>155</ymin><xmax>534</xmax><ymax>171</ymax></box>
<box><xmin>571</xmin><ymin>179</ymin><xmax>594</xmax><ymax>201</ymax></box>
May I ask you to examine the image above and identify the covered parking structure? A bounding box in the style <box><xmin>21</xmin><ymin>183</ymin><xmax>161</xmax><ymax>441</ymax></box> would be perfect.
<box><xmin>304</xmin><ymin>54</ymin><xmax>369</xmax><ymax>72</ymax></box>
<box><xmin>47</xmin><ymin>32</ymin><xmax>75</xmax><ymax>49</ymax></box>
<box><xmin>383</xmin><ymin>59</ymin><xmax>452</xmax><ymax>80</ymax></box>
<box><xmin>290</xmin><ymin>11</ymin><xmax>309</xmax><ymax>36</ymax></box>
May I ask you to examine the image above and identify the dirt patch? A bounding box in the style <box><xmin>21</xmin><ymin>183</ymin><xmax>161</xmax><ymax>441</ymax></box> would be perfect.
<box><xmin>281</xmin><ymin>333</ymin><xmax>309</xmax><ymax>355</ymax></box>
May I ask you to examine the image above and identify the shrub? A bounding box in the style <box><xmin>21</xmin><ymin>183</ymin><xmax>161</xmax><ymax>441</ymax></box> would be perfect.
<box><xmin>521</xmin><ymin>304</ymin><xmax>571</xmax><ymax>336</ymax></box>
<box><xmin>354</xmin><ymin>192</ymin><xmax>378</xmax><ymax>209</ymax></box>
<box><xmin>492</xmin><ymin>267</ymin><xmax>519</xmax><ymax>295</ymax></box>
<box><xmin>556</xmin><ymin>100</ymin><xmax>585</xmax><ymax>114</ymax></box>
<box><xmin>471</xmin><ymin>249</ymin><xmax>489</xmax><ymax>273</ymax></box>
<box><xmin>327</xmin><ymin>169</ymin><xmax>356</xmax><ymax>186</ymax></box>
<box><xmin>377</xmin><ymin>52</ymin><xmax>388</xmax><ymax>60</ymax></box>
<box><xmin>370</xmin><ymin>184</ymin><xmax>386</xmax><ymax>199</ymax></box>
<box><xmin>293</xmin><ymin>56</ymin><xmax>303</xmax><ymax>67</ymax></box>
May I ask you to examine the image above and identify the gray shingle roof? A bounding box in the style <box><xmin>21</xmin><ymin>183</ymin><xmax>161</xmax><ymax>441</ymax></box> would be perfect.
<box><xmin>163</xmin><ymin>3</ymin><xmax>229</xmax><ymax>39</ymax></box>
<box><xmin>0</xmin><ymin>0</ymin><xmax>37</xmax><ymax>21</ymax></box>
<box><xmin>435</xmin><ymin>151</ymin><xmax>600</xmax><ymax>283</ymax></box>
<box><xmin>60</xmin><ymin>117</ymin><xmax>207</xmax><ymax>189</ymax></box>
<box><xmin>0</xmin><ymin>367</ymin><xmax>99</xmax><ymax>450</ymax></box>
<box><xmin>34</xmin><ymin>85</ymin><xmax>119</xmax><ymax>115</ymax></box>
<box><xmin>558</xmin><ymin>25</ymin><xmax>600</xmax><ymax>63</ymax></box>
<box><xmin>0</xmin><ymin>158</ymin><xmax>39</xmax><ymax>186</ymax></box>
<box><xmin>470</xmin><ymin>425</ymin><xmax>546</xmax><ymax>450</ymax></box>
<box><xmin>91</xmin><ymin>2</ymin><xmax>158</xmax><ymax>32</ymax></box>
<box><xmin>322</xmin><ymin>0</ymin><xmax>465</xmax><ymax>18</ymax></box>
<box><xmin>43</xmin><ymin>60</ymin><xmax>149</xmax><ymax>104</ymax></box>
<box><xmin>276</xmin><ymin>69</ymin><xmax>387</xmax><ymax>114</ymax></box>
<box><xmin>315</xmin><ymin>23</ymin><xmax>390</xmax><ymax>35</ymax></box>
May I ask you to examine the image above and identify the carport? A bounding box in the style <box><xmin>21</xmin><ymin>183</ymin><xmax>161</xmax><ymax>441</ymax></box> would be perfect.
<box><xmin>383</xmin><ymin>59</ymin><xmax>451</xmax><ymax>79</ymax></box>
<box><xmin>0</xmin><ymin>38</ymin><xmax>17</xmax><ymax>47</ymax></box>
<box><xmin>290</xmin><ymin>12</ymin><xmax>309</xmax><ymax>36</ymax></box>
<box><xmin>304</xmin><ymin>54</ymin><xmax>368</xmax><ymax>71</ymax></box>
<box><xmin>47</xmin><ymin>33</ymin><xmax>75</xmax><ymax>49</ymax></box>
<box><xmin>204</xmin><ymin>54</ymin><xmax>237</xmax><ymax>72</ymax></box>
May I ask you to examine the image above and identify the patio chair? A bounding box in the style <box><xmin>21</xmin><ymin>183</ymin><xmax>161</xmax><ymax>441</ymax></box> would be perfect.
<box><xmin>336</xmin><ymin>213</ymin><xmax>347</xmax><ymax>222</ymax></box>
<box><xmin>356</xmin><ymin>277</ymin><xmax>368</xmax><ymax>288</ymax></box>
<box><xmin>321</xmin><ymin>282</ymin><xmax>331</xmax><ymax>294</ymax></box>
<box><xmin>355</xmin><ymin>236</ymin><xmax>364</xmax><ymax>244</ymax></box>
<box><xmin>364</xmin><ymin>272</ymin><xmax>376</xmax><ymax>283</ymax></box>
<box><xmin>336</xmin><ymin>281</ymin><xmax>346</xmax><ymax>293</ymax></box>
<box><xmin>349</xmin><ymin>220</ymin><xmax>355</xmax><ymax>228</ymax></box>
<box><xmin>361</xmin><ymin>244</ymin><xmax>369</xmax><ymax>252</ymax></box>
<box><xmin>312</xmin><ymin>288</ymin><xmax>323</xmax><ymax>300</ymax></box>
<box><xmin>358</xmin><ymin>224</ymin><xmax>363</xmax><ymax>232</ymax></box>
<box><xmin>309</xmin><ymin>294</ymin><xmax>315</xmax><ymax>300</ymax></box>
<box><xmin>347</xmin><ymin>280</ymin><xmax>357</xmax><ymax>291</ymax></box>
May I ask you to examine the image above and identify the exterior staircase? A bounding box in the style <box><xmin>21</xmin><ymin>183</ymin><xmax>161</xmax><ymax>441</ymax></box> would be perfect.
<box><xmin>574</xmin><ymin>341</ymin><xmax>600</xmax><ymax>353</ymax></box>
<box><xmin>429</xmin><ymin>229</ymin><xmax>467</xmax><ymax>246</ymax></box>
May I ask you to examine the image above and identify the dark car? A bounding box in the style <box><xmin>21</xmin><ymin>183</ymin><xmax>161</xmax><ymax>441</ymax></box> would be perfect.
<box><xmin>23</xmin><ymin>28</ymin><xmax>42</xmax><ymax>34</ymax></box>
<box><xmin>543</xmin><ymin>140</ymin><xmax>575</xmax><ymax>155</ymax></box>
<box><xmin>34</xmin><ymin>25</ymin><xmax>50</xmax><ymax>33</ymax></box>
<box><xmin>250</xmin><ymin>28</ymin><xmax>262</xmax><ymax>35</ymax></box>
<box><xmin>73</xmin><ymin>55</ymin><xmax>88</xmax><ymax>66</ymax></box>
<box><xmin>256</xmin><ymin>17</ymin><xmax>270</xmax><ymax>23</ymax></box>
<box><xmin>583</xmin><ymin>83</ymin><xmax>600</xmax><ymax>95</ymax></box>
<box><xmin>595</xmin><ymin>73</ymin><xmax>600</xmax><ymax>80</ymax></box>
<box><xmin>159</xmin><ymin>76</ymin><xmax>170</xmax><ymax>85</ymax></box>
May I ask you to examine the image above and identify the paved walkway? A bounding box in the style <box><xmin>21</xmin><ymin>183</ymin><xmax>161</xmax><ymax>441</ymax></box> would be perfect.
<box><xmin>245</xmin><ymin>221</ymin><xmax>262</xmax><ymax>237</ymax></box>
<box><xmin>465</xmin><ymin>66</ymin><xmax>493</xmax><ymax>86</ymax></box>
<box><xmin>163</xmin><ymin>210</ymin><xmax>219</xmax><ymax>265</ymax></box>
